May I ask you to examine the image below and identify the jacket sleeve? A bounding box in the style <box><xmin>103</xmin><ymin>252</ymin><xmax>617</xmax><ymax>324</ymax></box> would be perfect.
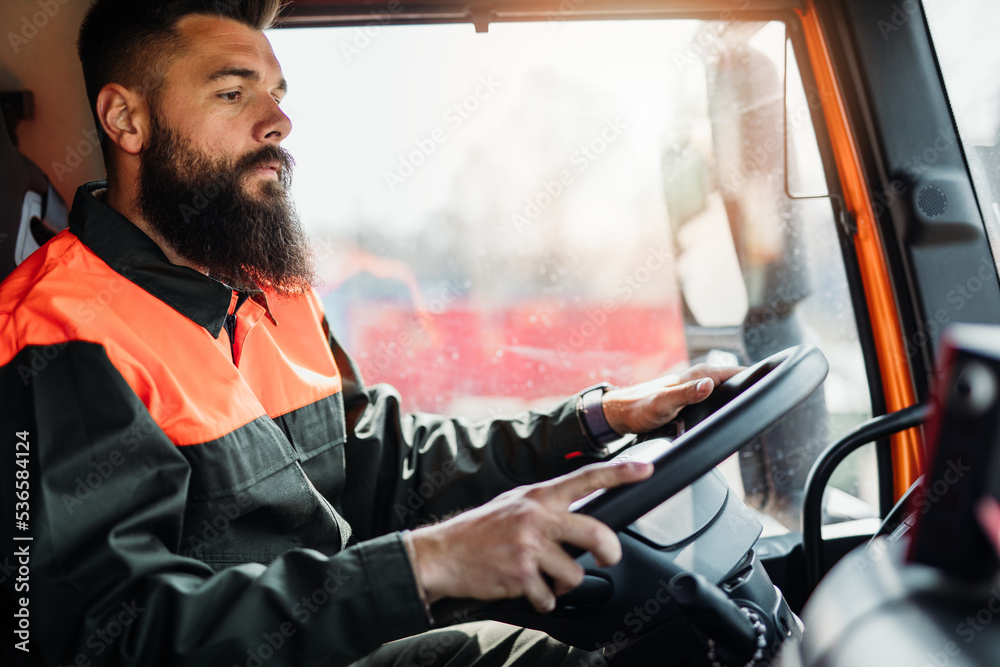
<box><xmin>0</xmin><ymin>342</ymin><xmax>430</xmax><ymax>667</ymax></box>
<box><xmin>324</xmin><ymin>326</ymin><xmax>608</xmax><ymax>541</ymax></box>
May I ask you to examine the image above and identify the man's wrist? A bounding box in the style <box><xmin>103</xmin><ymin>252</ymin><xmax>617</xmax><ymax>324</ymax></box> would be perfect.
<box><xmin>401</xmin><ymin>529</ymin><xmax>435</xmax><ymax>625</ymax></box>
<box><xmin>578</xmin><ymin>382</ymin><xmax>620</xmax><ymax>448</ymax></box>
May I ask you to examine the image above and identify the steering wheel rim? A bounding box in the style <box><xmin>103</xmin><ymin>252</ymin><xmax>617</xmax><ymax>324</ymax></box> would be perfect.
<box><xmin>572</xmin><ymin>344</ymin><xmax>829</xmax><ymax>534</ymax></box>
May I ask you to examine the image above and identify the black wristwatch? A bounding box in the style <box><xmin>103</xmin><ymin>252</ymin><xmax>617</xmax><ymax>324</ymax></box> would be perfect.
<box><xmin>578</xmin><ymin>382</ymin><xmax>620</xmax><ymax>447</ymax></box>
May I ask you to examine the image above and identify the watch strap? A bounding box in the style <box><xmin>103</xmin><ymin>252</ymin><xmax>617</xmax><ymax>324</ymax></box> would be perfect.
<box><xmin>579</xmin><ymin>382</ymin><xmax>619</xmax><ymax>446</ymax></box>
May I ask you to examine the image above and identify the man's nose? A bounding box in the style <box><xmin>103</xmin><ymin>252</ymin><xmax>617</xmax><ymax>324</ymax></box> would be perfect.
<box><xmin>256</xmin><ymin>96</ymin><xmax>292</xmax><ymax>143</ymax></box>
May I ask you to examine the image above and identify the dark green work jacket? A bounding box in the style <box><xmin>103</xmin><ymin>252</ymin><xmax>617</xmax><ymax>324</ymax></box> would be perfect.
<box><xmin>0</xmin><ymin>182</ymin><xmax>603</xmax><ymax>666</ymax></box>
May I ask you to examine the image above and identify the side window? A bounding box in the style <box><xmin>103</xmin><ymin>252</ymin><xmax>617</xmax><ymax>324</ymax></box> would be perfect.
<box><xmin>923</xmin><ymin>0</ymin><xmax>1000</xmax><ymax>277</ymax></box>
<box><xmin>269</xmin><ymin>18</ymin><xmax>872</xmax><ymax>534</ymax></box>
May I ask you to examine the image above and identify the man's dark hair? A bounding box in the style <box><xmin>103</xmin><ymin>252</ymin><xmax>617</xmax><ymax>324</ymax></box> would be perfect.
<box><xmin>78</xmin><ymin>0</ymin><xmax>283</xmax><ymax>167</ymax></box>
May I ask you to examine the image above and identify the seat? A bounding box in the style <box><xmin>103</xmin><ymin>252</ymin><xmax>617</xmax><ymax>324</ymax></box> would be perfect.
<box><xmin>0</xmin><ymin>104</ymin><xmax>69</xmax><ymax>283</ymax></box>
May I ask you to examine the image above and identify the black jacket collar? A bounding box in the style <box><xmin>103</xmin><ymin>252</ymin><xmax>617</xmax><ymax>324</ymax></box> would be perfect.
<box><xmin>68</xmin><ymin>180</ymin><xmax>233</xmax><ymax>338</ymax></box>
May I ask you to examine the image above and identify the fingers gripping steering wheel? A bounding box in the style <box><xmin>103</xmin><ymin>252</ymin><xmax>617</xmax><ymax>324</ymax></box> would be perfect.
<box><xmin>573</xmin><ymin>344</ymin><xmax>829</xmax><ymax>533</ymax></box>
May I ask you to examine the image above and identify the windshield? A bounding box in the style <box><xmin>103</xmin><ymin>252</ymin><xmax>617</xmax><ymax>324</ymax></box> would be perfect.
<box><xmin>267</xmin><ymin>17</ymin><xmax>873</xmax><ymax>534</ymax></box>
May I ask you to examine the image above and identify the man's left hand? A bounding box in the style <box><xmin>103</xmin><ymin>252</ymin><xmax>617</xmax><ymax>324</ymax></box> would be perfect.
<box><xmin>602</xmin><ymin>364</ymin><xmax>743</xmax><ymax>435</ymax></box>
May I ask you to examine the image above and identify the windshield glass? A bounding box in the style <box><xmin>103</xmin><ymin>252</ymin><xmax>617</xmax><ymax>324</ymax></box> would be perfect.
<box><xmin>267</xmin><ymin>18</ymin><xmax>873</xmax><ymax>534</ymax></box>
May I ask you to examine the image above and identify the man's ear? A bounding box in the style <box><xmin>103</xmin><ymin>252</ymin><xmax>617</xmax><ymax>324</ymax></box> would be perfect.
<box><xmin>95</xmin><ymin>83</ymin><xmax>151</xmax><ymax>156</ymax></box>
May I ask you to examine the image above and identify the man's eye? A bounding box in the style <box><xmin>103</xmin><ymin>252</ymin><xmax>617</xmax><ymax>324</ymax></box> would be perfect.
<box><xmin>219</xmin><ymin>91</ymin><xmax>242</xmax><ymax>102</ymax></box>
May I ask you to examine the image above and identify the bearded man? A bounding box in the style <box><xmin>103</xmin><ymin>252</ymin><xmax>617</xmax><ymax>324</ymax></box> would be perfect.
<box><xmin>0</xmin><ymin>1</ymin><xmax>738</xmax><ymax>665</ymax></box>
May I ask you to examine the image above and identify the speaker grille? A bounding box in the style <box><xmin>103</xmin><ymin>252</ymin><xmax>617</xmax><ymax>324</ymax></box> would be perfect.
<box><xmin>917</xmin><ymin>185</ymin><xmax>948</xmax><ymax>217</ymax></box>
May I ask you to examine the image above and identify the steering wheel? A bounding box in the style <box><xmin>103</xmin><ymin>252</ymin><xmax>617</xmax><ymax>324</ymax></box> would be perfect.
<box><xmin>430</xmin><ymin>344</ymin><xmax>828</xmax><ymax>658</ymax></box>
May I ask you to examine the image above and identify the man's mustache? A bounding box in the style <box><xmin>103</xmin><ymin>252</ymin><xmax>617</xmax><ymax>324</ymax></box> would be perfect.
<box><xmin>234</xmin><ymin>145</ymin><xmax>295</xmax><ymax>180</ymax></box>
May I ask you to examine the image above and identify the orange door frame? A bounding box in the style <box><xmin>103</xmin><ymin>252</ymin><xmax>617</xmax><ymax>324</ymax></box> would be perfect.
<box><xmin>797</xmin><ymin>0</ymin><xmax>925</xmax><ymax>498</ymax></box>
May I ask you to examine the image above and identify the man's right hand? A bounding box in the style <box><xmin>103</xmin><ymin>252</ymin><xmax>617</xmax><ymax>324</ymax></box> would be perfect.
<box><xmin>407</xmin><ymin>461</ymin><xmax>653</xmax><ymax>613</ymax></box>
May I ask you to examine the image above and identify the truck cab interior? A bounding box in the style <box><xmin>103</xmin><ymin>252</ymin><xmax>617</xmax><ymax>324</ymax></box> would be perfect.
<box><xmin>2</xmin><ymin>0</ymin><xmax>1000</xmax><ymax>664</ymax></box>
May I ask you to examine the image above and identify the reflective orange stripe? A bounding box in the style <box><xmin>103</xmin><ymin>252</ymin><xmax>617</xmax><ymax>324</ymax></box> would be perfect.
<box><xmin>238</xmin><ymin>289</ymin><xmax>344</xmax><ymax>417</ymax></box>
<box><xmin>1</xmin><ymin>230</ymin><xmax>342</xmax><ymax>446</ymax></box>
<box><xmin>797</xmin><ymin>1</ymin><xmax>925</xmax><ymax>497</ymax></box>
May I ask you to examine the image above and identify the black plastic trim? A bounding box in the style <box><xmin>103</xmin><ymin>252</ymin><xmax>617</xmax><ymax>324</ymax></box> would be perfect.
<box><xmin>820</xmin><ymin>0</ymin><xmax>1000</xmax><ymax>396</ymax></box>
<box><xmin>278</xmin><ymin>0</ymin><xmax>804</xmax><ymax>29</ymax></box>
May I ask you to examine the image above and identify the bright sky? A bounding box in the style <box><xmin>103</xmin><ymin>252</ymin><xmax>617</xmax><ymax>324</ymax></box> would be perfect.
<box><xmin>264</xmin><ymin>19</ymin><xmax>791</xmax><ymax>325</ymax></box>
<box><xmin>266</xmin><ymin>20</ymin><xmax>707</xmax><ymax>238</ymax></box>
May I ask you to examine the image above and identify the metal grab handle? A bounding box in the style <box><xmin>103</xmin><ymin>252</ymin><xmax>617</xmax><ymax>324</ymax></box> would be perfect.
<box><xmin>801</xmin><ymin>403</ymin><xmax>931</xmax><ymax>590</ymax></box>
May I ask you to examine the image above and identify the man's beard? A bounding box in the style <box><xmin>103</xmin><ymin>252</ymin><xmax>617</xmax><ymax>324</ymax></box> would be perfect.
<box><xmin>136</xmin><ymin>116</ymin><xmax>314</xmax><ymax>295</ymax></box>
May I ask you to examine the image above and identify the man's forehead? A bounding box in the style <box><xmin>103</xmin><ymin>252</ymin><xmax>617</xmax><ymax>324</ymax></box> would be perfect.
<box><xmin>172</xmin><ymin>14</ymin><xmax>283</xmax><ymax>80</ymax></box>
